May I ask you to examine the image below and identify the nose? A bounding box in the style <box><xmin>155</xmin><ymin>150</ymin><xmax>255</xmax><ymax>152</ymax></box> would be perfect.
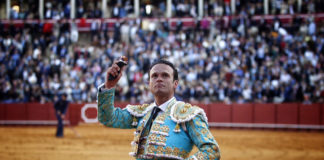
<box><xmin>156</xmin><ymin>75</ymin><xmax>163</xmax><ymax>82</ymax></box>
<box><xmin>156</xmin><ymin>76</ymin><xmax>163</xmax><ymax>82</ymax></box>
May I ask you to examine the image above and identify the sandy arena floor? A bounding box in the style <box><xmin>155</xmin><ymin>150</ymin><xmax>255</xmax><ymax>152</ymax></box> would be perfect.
<box><xmin>0</xmin><ymin>124</ymin><xmax>324</xmax><ymax>160</ymax></box>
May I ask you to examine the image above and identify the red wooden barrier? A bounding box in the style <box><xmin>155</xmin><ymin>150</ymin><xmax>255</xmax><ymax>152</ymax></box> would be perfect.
<box><xmin>321</xmin><ymin>103</ymin><xmax>324</xmax><ymax>125</ymax></box>
<box><xmin>0</xmin><ymin>104</ymin><xmax>5</xmax><ymax>120</ymax></box>
<box><xmin>1</xmin><ymin>102</ymin><xmax>323</xmax><ymax>129</ymax></box>
<box><xmin>48</xmin><ymin>104</ymin><xmax>57</xmax><ymax>121</ymax></box>
<box><xmin>69</xmin><ymin>104</ymin><xmax>82</xmax><ymax>126</ymax></box>
<box><xmin>232</xmin><ymin>104</ymin><xmax>253</xmax><ymax>123</ymax></box>
<box><xmin>197</xmin><ymin>104</ymin><xmax>209</xmax><ymax>119</ymax></box>
<box><xmin>254</xmin><ymin>104</ymin><xmax>276</xmax><ymax>124</ymax></box>
<box><xmin>299</xmin><ymin>104</ymin><xmax>321</xmax><ymax>125</ymax></box>
<box><xmin>191</xmin><ymin>103</ymin><xmax>209</xmax><ymax>119</ymax></box>
<box><xmin>276</xmin><ymin>103</ymin><xmax>299</xmax><ymax>124</ymax></box>
<box><xmin>208</xmin><ymin>103</ymin><xmax>232</xmax><ymax>123</ymax></box>
<box><xmin>27</xmin><ymin>103</ymin><xmax>51</xmax><ymax>120</ymax></box>
<box><xmin>6</xmin><ymin>104</ymin><xmax>27</xmax><ymax>120</ymax></box>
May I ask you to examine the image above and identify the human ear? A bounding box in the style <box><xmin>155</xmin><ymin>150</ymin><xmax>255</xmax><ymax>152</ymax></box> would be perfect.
<box><xmin>173</xmin><ymin>80</ymin><xmax>179</xmax><ymax>89</ymax></box>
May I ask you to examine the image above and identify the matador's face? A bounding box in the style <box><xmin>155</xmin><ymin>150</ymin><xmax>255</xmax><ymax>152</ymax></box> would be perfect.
<box><xmin>149</xmin><ymin>64</ymin><xmax>178</xmax><ymax>98</ymax></box>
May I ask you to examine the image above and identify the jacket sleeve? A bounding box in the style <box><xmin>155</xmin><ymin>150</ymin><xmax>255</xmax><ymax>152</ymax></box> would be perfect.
<box><xmin>186</xmin><ymin>114</ymin><xmax>221</xmax><ymax>160</ymax></box>
<box><xmin>97</xmin><ymin>88</ymin><xmax>134</xmax><ymax>129</ymax></box>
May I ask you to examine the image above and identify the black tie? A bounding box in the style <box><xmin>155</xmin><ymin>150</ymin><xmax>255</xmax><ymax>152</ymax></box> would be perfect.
<box><xmin>136</xmin><ymin>107</ymin><xmax>162</xmax><ymax>155</ymax></box>
<box><xmin>140</xmin><ymin>107</ymin><xmax>161</xmax><ymax>137</ymax></box>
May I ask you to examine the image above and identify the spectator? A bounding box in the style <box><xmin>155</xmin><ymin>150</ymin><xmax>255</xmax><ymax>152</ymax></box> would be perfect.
<box><xmin>0</xmin><ymin>6</ymin><xmax>323</xmax><ymax>104</ymax></box>
<box><xmin>54</xmin><ymin>93</ymin><xmax>69</xmax><ymax>138</ymax></box>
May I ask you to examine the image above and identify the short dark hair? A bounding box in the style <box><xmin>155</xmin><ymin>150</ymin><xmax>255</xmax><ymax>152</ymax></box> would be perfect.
<box><xmin>61</xmin><ymin>93</ymin><xmax>67</xmax><ymax>98</ymax></box>
<box><xmin>148</xmin><ymin>59</ymin><xmax>178</xmax><ymax>81</ymax></box>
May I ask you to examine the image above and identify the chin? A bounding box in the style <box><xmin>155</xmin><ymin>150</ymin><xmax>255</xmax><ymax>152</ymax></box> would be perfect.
<box><xmin>153</xmin><ymin>90</ymin><xmax>168</xmax><ymax>96</ymax></box>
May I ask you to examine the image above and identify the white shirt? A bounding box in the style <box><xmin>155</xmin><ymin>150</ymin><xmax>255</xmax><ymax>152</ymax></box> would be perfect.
<box><xmin>153</xmin><ymin>97</ymin><xmax>175</xmax><ymax>115</ymax></box>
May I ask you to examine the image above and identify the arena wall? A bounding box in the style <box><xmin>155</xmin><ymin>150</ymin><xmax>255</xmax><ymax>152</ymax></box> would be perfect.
<box><xmin>0</xmin><ymin>103</ymin><xmax>323</xmax><ymax>130</ymax></box>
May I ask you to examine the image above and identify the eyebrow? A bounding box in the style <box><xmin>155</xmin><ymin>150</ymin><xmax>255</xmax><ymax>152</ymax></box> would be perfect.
<box><xmin>150</xmin><ymin>71</ymin><xmax>171</xmax><ymax>76</ymax></box>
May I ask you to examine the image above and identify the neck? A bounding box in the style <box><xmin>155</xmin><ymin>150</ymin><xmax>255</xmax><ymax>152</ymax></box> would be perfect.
<box><xmin>154</xmin><ymin>94</ymin><xmax>174</xmax><ymax>106</ymax></box>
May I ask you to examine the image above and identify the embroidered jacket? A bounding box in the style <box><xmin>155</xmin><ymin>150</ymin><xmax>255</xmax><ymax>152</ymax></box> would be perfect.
<box><xmin>98</xmin><ymin>88</ymin><xmax>221</xmax><ymax>160</ymax></box>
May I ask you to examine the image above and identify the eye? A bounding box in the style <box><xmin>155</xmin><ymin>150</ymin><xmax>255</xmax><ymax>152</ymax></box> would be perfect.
<box><xmin>162</xmin><ymin>73</ymin><xmax>170</xmax><ymax>78</ymax></box>
<box><xmin>151</xmin><ymin>73</ymin><xmax>158</xmax><ymax>79</ymax></box>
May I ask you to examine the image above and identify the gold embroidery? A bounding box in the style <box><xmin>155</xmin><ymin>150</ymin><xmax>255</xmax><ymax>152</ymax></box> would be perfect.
<box><xmin>149</xmin><ymin>134</ymin><xmax>157</xmax><ymax>141</ymax></box>
<box><xmin>215</xmin><ymin>152</ymin><xmax>221</xmax><ymax>158</ymax></box>
<box><xmin>132</xmin><ymin>116</ymin><xmax>138</xmax><ymax>126</ymax></box>
<box><xmin>147</xmin><ymin>145</ymin><xmax>155</xmax><ymax>153</ymax></box>
<box><xmin>195</xmin><ymin>131</ymin><xmax>200</xmax><ymax>137</ymax></box>
<box><xmin>180</xmin><ymin>150</ymin><xmax>187</xmax><ymax>158</ymax></box>
<box><xmin>207</xmin><ymin>133</ymin><xmax>214</xmax><ymax>140</ymax></box>
<box><xmin>157</xmin><ymin>135</ymin><xmax>166</xmax><ymax>142</ymax></box>
<box><xmin>128</xmin><ymin>103</ymin><xmax>152</xmax><ymax>116</ymax></box>
<box><xmin>203</xmin><ymin>136</ymin><xmax>210</xmax><ymax>142</ymax></box>
<box><xmin>131</xmin><ymin>99</ymin><xmax>204</xmax><ymax>159</ymax></box>
<box><xmin>201</xmin><ymin>128</ymin><xmax>208</xmax><ymax>134</ymax></box>
<box><xmin>196</xmin><ymin>152</ymin><xmax>205</xmax><ymax>159</ymax></box>
<box><xmin>155</xmin><ymin>114</ymin><xmax>166</xmax><ymax>121</ymax></box>
<box><xmin>139</xmin><ymin>104</ymin><xmax>149</xmax><ymax>110</ymax></box>
<box><xmin>161</xmin><ymin>126</ymin><xmax>170</xmax><ymax>133</ymax></box>
<box><xmin>165</xmin><ymin>147</ymin><xmax>172</xmax><ymax>155</ymax></box>
<box><xmin>194</xmin><ymin>118</ymin><xmax>201</xmax><ymax>125</ymax></box>
<box><xmin>174</xmin><ymin>123</ymin><xmax>181</xmax><ymax>132</ymax></box>
<box><xmin>144</xmin><ymin>146</ymin><xmax>189</xmax><ymax>159</ymax></box>
<box><xmin>212</xmin><ymin>145</ymin><xmax>219</xmax><ymax>152</ymax></box>
<box><xmin>172</xmin><ymin>102</ymin><xmax>207</xmax><ymax>123</ymax></box>
<box><xmin>152</xmin><ymin>124</ymin><xmax>160</xmax><ymax>131</ymax></box>
<box><xmin>174</xmin><ymin>148</ymin><xmax>180</xmax><ymax>156</ymax></box>
<box><xmin>210</xmin><ymin>154</ymin><xmax>216</xmax><ymax>159</ymax></box>
<box><xmin>137</xmin><ymin>124</ymin><xmax>144</xmax><ymax>132</ymax></box>
<box><xmin>156</xmin><ymin>146</ymin><xmax>163</xmax><ymax>154</ymax></box>
<box><xmin>181</xmin><ymin>108</ymin><xmax>187</xmax><ymax>113</ymax></box>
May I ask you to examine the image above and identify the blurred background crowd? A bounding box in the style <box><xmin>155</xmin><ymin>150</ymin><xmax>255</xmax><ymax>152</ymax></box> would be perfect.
<box><xmin>6</xmin><ymin>0</ymin><xmax>324</xmax><ymax>19</ymax></box>
<box><xmin>0</xmin><ymin>0</ymin><xmax>323</xmax><ymax>104</ymax></box>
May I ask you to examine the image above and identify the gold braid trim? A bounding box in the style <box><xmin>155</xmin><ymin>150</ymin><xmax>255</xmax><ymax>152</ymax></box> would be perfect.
<box><xmin>170</xmin><ymin>102</ymin><xmax>208</xmax><ymax>124</ymax></box>
<box><xmin>125</xmin><ymin>103</ymin><xmax>155</xmax><ymax>117</ymax></box>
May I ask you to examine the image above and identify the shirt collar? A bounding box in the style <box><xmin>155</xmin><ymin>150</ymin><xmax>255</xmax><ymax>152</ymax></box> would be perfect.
<box><xmin>154</xmin><ymin>97</ymin><xmax>175</xmax><ymax>112</ymax></box>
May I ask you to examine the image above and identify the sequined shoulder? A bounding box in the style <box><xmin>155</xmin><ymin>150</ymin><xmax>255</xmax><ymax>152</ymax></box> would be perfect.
<box><xmin>170</xmin><ymin>102</ymin><xmax>208</xmax><ymax>124</ymax></box>
<box><xmin>126</xmin><ymin>103</ymin><xmax>155</xmax><ymax>117</ymax></box>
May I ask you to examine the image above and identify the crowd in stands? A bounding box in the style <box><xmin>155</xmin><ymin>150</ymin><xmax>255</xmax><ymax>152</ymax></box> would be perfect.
<box><xmin>9</xmin><ymin>0</ymin><xmax>102</xmax><ymax>20</ymax></box>
<box><xmin>1</xmin><ymin>12</ymin><xmax>324</xmax><ymax>104</ymax></box>
<box><xmin>8</xmin><ymin>0</ymin><xmax>324</xmax><ymax>19</ymax></box>
<box><xmin>1</xmin><ymin>0</ymin><xmax>324</xmax><ymax>104</ymax></box>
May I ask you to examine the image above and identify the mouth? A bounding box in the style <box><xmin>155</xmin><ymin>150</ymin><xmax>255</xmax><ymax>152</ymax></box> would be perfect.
<box><xmin>155</xmin><ymin>84</ymin><xmax>165</xmax><ymax>88</ymax></box>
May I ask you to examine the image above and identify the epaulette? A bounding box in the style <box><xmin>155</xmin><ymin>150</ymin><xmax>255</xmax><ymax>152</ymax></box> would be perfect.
<box><xmin>170</xmin><ymin>102</ymin><xmax>208</xmax><ymax>124</ymax></box>
<box><xmin>125</xmin><ymin>103</ymin><xmax>155</xmax><ymax>117</ymax></box>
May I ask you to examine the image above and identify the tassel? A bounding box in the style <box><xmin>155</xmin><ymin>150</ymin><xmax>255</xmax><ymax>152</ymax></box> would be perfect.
<box><xmin>132</xmin><ymin>116</ymin><xmax>138</xmax><ymax>126</ymax></box>
<box><xmin>174</xmin><ymin>123</ymin><xmax>181</xmax><ymax>133</ymax></box>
